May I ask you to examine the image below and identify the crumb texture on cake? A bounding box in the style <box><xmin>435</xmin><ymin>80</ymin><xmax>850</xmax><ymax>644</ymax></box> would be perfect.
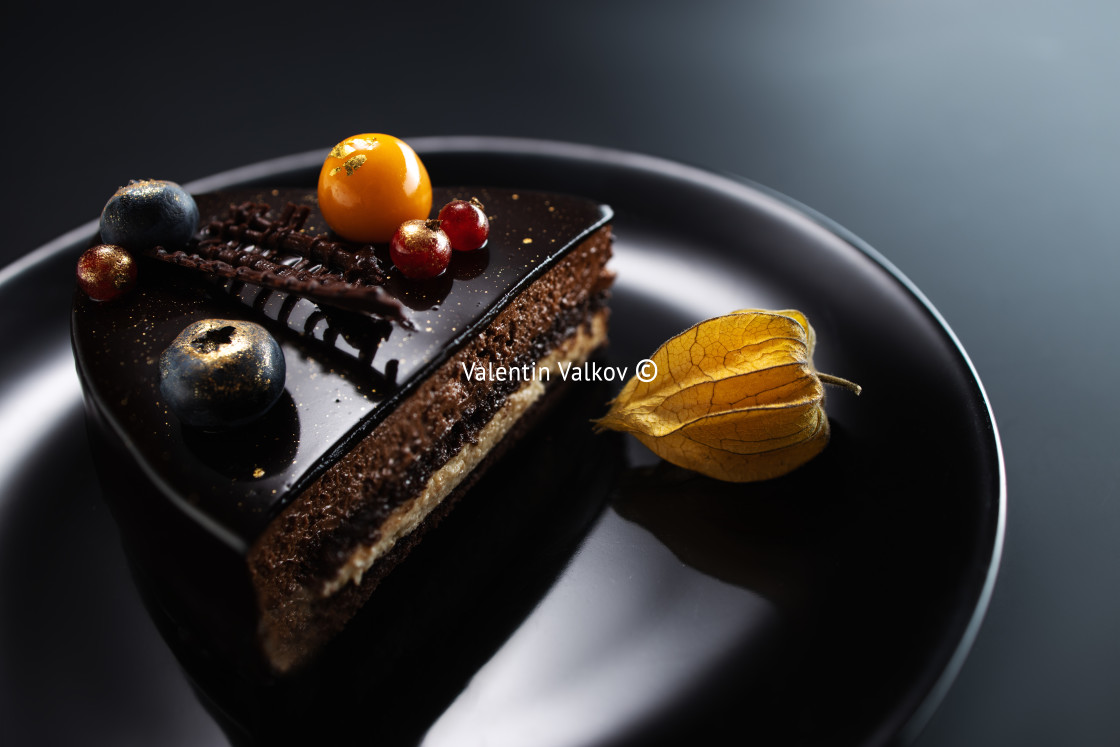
<box><xmin>322</xmin><ymin>312</ymin><xmax>607</xmax><ymax>598</ymax></box>
<box><xmin>248</xmin><ymin>225</ymin><xmax>613</xmax><ymax>672</ymax></box>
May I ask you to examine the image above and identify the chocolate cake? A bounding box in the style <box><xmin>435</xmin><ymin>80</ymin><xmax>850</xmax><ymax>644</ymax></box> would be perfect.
<box><xmin>72</xmin><ymin>183</ymin><xmax>614</xmax><ymax>676</ymax></box>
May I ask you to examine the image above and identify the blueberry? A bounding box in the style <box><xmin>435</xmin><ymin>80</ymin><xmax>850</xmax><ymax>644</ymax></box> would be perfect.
<box><xmin>100</xmin><ymin>179</ymin><xmax>199</xmax><ymax>250</ymax></box>
<box><xmin>159</xmin><ymin>319</ymin><xmax>286</xmax><ymax>429</ymax></box>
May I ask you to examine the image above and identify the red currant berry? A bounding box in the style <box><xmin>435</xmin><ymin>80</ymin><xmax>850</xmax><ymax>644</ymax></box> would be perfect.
<box><xmin>390</xmin><ymin>219</ymin><xmax>452</xmax><ymax>279</ymax></box>
<box><xmin>77</xmin><ymin>244</ymin><xmax>137</xmax><ymax>301</ymax></box>
<box><xmin>437</xmin><ymin>197</ymin><xmax>489</xmax><ymax>251</ymax></box>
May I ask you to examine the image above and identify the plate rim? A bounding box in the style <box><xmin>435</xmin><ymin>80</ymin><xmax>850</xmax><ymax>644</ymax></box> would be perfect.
<box><xmin>0</xmin><ymin>135</ymin><xmax>1006</xmax><ymax>746</ymax></box>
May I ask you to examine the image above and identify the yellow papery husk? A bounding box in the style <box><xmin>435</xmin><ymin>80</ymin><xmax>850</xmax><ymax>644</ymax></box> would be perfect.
<box><xmin>595</xmin><ymin>309</ymin><xmax>855</xmax><ymax>482</ymax></box>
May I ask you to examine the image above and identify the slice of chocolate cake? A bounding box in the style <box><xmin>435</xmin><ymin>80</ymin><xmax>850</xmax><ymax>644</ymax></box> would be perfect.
<box><xmin>72</xmin><ymin>184</ymin><xmax>613</xmax><ymax>675</ymax></box>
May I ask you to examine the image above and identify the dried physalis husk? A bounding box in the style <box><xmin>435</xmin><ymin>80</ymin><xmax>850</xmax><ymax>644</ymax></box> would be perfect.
<box><xmin>595</xmin><ymin>309</ymin><xmax>860</xmax><ymax>482</ymax></box>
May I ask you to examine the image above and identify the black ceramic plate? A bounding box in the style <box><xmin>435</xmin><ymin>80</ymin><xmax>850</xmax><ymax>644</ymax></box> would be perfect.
<box><xmin>0</xmin><ymin>137</ymin><xmax>1004</xmax><ymax>747</ymax></box>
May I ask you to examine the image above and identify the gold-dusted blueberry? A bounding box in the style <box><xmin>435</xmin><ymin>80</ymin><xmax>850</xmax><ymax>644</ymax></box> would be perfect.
<box><xmin>100</xmin><ymin>179</ymin><xmax>199</xmax><ymax>250</ymax></box>
<box><xmin>76</xmin><ymin>244</ymin><xmax>137</xmax><ymax>301</ymax></box>
<box><xmin>159</xmin><ymin>319</ymin><xmax>286</xmax><ymax>429</ymax></box>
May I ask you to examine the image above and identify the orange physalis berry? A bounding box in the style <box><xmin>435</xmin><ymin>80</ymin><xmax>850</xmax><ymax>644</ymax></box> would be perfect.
<box><xmin>317</xmin><ymin>134</ymin><xmax>432</xmax><ymax>243</ymax></box>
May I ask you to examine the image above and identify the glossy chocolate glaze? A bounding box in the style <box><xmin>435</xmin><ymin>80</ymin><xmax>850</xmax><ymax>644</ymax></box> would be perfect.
<box><xmin>72</xmin><ymin>187</ymin><xmax>611</xmax><ymax>552</ymax></box>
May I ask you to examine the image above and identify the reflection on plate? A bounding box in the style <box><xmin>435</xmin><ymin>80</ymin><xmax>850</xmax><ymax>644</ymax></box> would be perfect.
<box><xmin>0</xmin><ymin>138</ymin><xmax>1004</xmax><ymax>747</ymax></box>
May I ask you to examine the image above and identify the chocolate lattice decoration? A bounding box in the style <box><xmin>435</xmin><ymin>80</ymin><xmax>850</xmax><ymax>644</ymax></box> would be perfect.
<box><xmin>234</xmin><ymin>280</ymin><xmax>397</xmax><ymax>381</ymax></box>
<box><xmin>145</xmin><ymin>201</ymin><xmax>404</xmax><ymax>320</ymax></box>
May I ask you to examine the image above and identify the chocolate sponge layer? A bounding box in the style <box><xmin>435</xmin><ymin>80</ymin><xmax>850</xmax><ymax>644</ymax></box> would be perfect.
<box><xmin>249</xmin><ymin>226</ymin><xmax>613</xmax><ymax>672</ymax></box>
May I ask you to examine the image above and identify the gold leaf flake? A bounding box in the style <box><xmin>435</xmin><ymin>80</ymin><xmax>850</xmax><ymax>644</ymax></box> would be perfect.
<box><xmin>343</xmin><ymin>154</ymin><xmax>366</xmax><ymax>176</ymax></box>
<box><xmin>329</xmin><ymin>142</ymin><xmax>354</xmax><ymax>159</ymax></box>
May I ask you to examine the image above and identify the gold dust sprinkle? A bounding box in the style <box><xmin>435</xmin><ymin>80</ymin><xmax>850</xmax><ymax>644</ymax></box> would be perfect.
<box><xmin>522</xmin><ymin>238</ymin><xmax>533</xmax><ymax>244</ymax></box>
<box><xmin>252</xmin><ymin>467</ymin><xmax>265</xmax><ymax>478</ymax></box>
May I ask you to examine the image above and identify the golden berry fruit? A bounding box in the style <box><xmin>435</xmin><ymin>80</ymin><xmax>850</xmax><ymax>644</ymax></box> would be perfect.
<box><xmin>317</xmin><ymin>134</ymin><xmax>432</xmax><ymax>243</ymax></box>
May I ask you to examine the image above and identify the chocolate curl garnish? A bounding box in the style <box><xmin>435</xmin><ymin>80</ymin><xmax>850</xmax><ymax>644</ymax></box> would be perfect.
<box><xmin>144</xmin><ymin>201</ymin><xmax>405</xmax><ymax>321</ymax></box>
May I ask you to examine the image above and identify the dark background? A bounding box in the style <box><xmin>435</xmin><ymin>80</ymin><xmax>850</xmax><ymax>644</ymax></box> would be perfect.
<box><xmin>3</xmin><ymin>1</ymin><xmax>1118</xmax><ymax>745</ymax></box>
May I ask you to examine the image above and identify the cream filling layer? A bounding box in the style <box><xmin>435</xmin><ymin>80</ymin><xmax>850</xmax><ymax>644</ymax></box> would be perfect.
<box><xmin>320</xmin><ymin>310</ymin><xmax>609</xmax><ymax>598</ymax></box>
